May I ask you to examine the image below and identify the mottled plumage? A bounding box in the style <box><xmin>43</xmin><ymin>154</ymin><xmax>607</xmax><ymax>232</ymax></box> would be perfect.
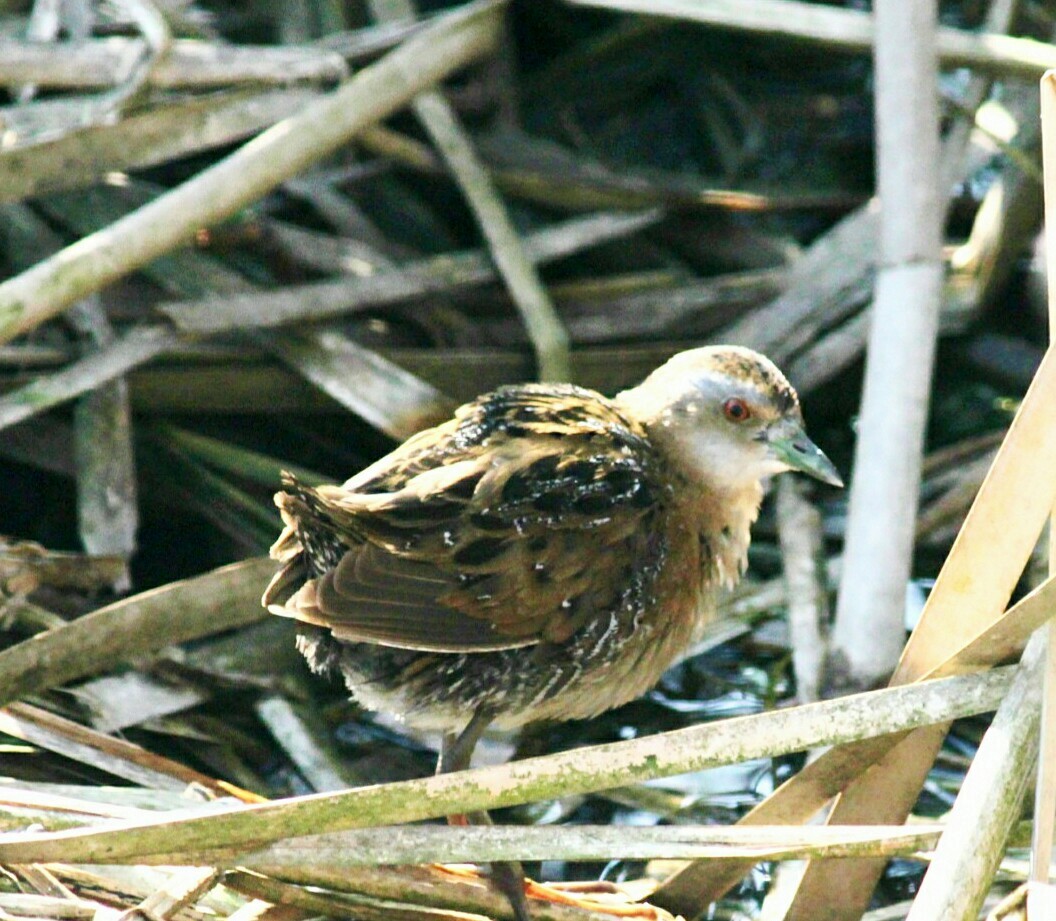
<box><xmin>264</xmin><ymin>346</ymin><xmax>840</xmax><ymax>733</ymax></box>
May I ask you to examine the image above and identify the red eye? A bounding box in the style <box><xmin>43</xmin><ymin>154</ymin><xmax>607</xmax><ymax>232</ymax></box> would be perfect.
<box><xmin>723</xmin><ymin>398</ymin><xmax>751</xmax><ymax>422</ymax></box>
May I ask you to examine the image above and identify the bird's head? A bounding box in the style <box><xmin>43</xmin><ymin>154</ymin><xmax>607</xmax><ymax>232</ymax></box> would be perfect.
<box><xmin>616</xmin><ymin>346</ymin><xmax>842</xmax><ymax>493</ymax></box>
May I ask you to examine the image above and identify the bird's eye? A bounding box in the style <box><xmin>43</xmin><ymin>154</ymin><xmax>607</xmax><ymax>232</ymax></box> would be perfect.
<box><xmin>723</xmin><ymin>398</ymin><xmax>751</xmax><ymax>422</ymax></box>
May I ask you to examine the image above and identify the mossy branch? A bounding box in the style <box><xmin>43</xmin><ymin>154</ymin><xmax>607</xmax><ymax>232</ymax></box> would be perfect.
<box><xmin>0</xmin><ymin>666</ymin><xmax>1015</xmax><ymax>865</ymax></box>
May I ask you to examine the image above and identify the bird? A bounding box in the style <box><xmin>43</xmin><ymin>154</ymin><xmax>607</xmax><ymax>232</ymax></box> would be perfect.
<box><xmin>263</xmin><ymin>344</ymin><xmax>840</xmax><ymax>916</ymax></box>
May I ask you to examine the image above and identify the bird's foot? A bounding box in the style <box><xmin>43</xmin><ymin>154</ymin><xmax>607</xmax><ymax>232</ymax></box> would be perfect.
<box><xmin>432</xmin><ymin>865</ymin><xmax>673</xmax><ymax>921</ymax></box>
<box><xmin>523</xmin><ymin>879</ymin><xmax>671</xmax><ymax>920</ymax></box>
<box><xmin>491</xmin><ymin>860</ymin><xmax>533</xmax><ymax>921</ymax></box>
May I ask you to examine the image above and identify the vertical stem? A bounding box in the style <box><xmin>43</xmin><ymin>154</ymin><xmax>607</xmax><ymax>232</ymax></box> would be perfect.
<box><xmin>0</xmin><ymin>0</ymin><xmax>505</xmax><ymax>345</ymax></box>
<box><xmin>829</xmin><ymin>0</ymin><xmax>943</xmax><ymax>688</ymax></box>
<box><xmin>1029</xmin><ymin>69</ymin><xmax>1056</xmax><ymax>898</ymax></box>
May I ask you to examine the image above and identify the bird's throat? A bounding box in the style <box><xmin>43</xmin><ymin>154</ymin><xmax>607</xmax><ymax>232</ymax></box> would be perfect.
<box><xmin>681</xmin><ymin>479</ymin><xmax>762</xmax><ymax>590</ymax></box>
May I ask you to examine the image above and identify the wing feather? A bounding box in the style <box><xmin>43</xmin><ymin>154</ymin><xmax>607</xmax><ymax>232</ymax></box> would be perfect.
<box><xmin>265</xmin><ymin>384</ymin><xmax>666</xmax><ymax>653</ymax></box>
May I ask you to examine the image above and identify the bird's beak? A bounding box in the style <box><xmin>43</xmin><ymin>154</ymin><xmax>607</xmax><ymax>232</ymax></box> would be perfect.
<box><xmin>766</xmin><ymin>418</ymin><xmax>843</xmax><ymax>487</ymax></box>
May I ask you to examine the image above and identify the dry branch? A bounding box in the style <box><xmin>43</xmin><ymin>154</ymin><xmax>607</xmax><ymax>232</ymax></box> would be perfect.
<box><xmin>372</xmin><ymin>0</ymin><xmax>569</xmax><ymax>381</ymax></box>
<box><xmin>160</xmin><ymin>208</ymin><xmax>661</xmax><ymax>333</ymax></box>
<box><xmin>719</xmin><ymin>205</ymin><xmax>876</xmax><ymax>365</ymax></box>
<box><xmin>0</xmin><ymin>204</ymin><xmax>655</xmax><ymax>439</ymax></box>
<box><xmin>0</xmin><ymin>702</ymin><xmax>248</xmax><ymax>795</ymax></box>
<box><xmin>776</xmin><ymin>476</ymin><xmax>828</xmax><ymax>702</ymax></box>
<box><xmin>262</xmin><ymin>331</ymin><xmax>455</xmax><ymax>440</ymax></box>
<box><xmin>22</xmin><ymin>182</ymin><xmax>458</xmax><ymax>440</ymax></box>
<box><xmin>0</xmin><ymin>38</ymin><xmax>347</xmax><ymax>88</ymax></box>
<box><xmin>70</xmin><ymin>299</ymin><xmax>137</xmax><ymax>586</ymax></box>
<box><xmin>0</xmin><ymin>325</ymin><xmax>179</xmax><ymax>432</ymax></box>
<box><xmin>0</xmin><ymin>892</ymin><xmax>100</xmax><ymax>919</ymax></box>
<box><xmin>234</xmin><ymin>823</ymin><xmax>945</xmax><ymax>867</ymax></box>
<box><xmin>99</xmin><ymin>0</ymin><xmax>175</xmax><ymax>118</ymax></box>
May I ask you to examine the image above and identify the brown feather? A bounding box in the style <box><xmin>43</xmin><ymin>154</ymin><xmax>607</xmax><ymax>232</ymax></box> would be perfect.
<box><xmin>266</xmin><ymin>384</ymin><xmax>663</xmax><ymax>655</ymax></box>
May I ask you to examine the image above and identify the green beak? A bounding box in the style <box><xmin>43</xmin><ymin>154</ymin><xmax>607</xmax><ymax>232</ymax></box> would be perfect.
<box><xmin>766</xmin><ymin>419</ymin><xmax>843</xmax><ymax>487</ymax></box>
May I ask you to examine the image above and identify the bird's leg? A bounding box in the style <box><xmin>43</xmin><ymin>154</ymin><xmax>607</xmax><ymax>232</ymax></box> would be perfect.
<box><xmin>437</xmin><ymin>705</ymin><xmax>491</xmax><ymax>774</ymax></box>
<box><xmin>437</xmin><ymin>709</ymin><xmax>532</xmax><ymax>921</ymax></box>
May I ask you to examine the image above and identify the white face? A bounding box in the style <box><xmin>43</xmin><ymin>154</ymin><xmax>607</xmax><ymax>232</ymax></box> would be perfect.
<box><xmin>614</xmin><ymin>345</ymin><xmax>832</xmax><ymax>493</ymax></box>
<box><xmin>656</xmin><ymin>382</ymin><xmax>791</xmax><ymax>491</ymax></box>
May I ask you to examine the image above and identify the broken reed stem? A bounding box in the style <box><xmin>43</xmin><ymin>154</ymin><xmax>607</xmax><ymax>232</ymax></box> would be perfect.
<box><xmin>409</xmin><ymin>90</ymin><xmax>571</xmax><ymax>381</ymax></box>
<box><xmin>776</xmin><ymin>477</ymin><xmax>828</xmax><ymax>702</ymax></box>
<box><xmin>0</xmin><ymin>0</ymin><xmax>505</xmax><ymax>345</ymax></box>
<box><xmin>0</xmin><ymin>668</ymin><xmax>1015</xmax><ymax>865</ymax></box>
<box><xmin>70</xmin><ymin>300</ymin><xmax>137</xmax><ymax>588</ymax></box>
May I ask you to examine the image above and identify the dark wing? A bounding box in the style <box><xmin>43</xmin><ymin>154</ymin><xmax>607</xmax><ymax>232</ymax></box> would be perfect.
<box><xmin>263</xmin><ymin>384</ymin><xmax>666</xmax><ymax>653</ymax></box>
